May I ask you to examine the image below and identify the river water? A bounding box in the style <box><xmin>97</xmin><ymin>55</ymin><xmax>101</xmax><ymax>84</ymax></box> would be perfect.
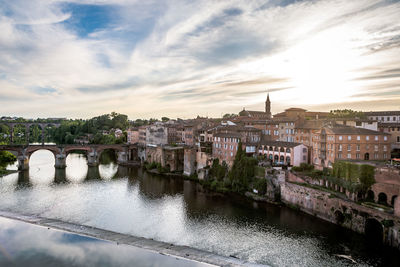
<box><xmin>1</xmin><ymin>150</ymin><xmax>399</xmax><ymax>267</ymax></box>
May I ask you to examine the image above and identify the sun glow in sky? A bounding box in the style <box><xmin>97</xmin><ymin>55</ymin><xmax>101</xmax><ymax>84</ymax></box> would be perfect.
<box><xmin>0</xmin><ymin>0</ymin><xmax>399</xmax><ymax>119</ymax></box>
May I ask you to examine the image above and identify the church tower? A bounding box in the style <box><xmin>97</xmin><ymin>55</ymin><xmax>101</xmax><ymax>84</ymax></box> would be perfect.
<box><xmin>265</xmin><ymin>93</ymin><xmax>271</xmax><ymax>119</ymax></box>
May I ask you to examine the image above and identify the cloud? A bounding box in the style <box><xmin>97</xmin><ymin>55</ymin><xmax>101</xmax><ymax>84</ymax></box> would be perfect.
<box><xmin>0</xmin><ymin>0</ymin><xmax>399</xmax><ymax>119</ymax></box>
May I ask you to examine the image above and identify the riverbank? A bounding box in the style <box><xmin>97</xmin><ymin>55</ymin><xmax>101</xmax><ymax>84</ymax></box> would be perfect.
<box><xmin>0</xmin><ymin>168</ymin><xmax>18</xmax><ymax>178</ymax></box>
<box><xmin>145</xmin><ymin>167</ymin><xmax>400</xmax><ymax>250</ymax></box>
<box><xmin>0</xmin><ymin>210</ymin><xmax>262</xmax><ymax>267</ymax></box>
<box><xmin>145</xmin><ymin>168</ymin><xmax>280</xmax><ymax>205</ymax></box>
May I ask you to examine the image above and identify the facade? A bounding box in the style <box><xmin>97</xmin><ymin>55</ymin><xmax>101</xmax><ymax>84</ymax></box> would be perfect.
<box><xmin>145</xmin><ymin>122</ymin><xmax>180</xmax><ymax>146</ymax></box>
<box><xmin>365</xmin><ymin>111</ymin><xmax>400</xmax><ymax>124</ymax></box>
<box><xmin>212</xmin><ymin>132</ymin><xmax>241</xmax><ymax>167</ymax></box>
<box><xmin>127</xmin><ymin>128</ymin><xmax>139</xmax><ymax>144</ymax></box>
<box><xmin>313</xmin><ymin>125</ymin><xmax>391</xmax><ymax>168</ymax></box>
<box><xmin>138</xmin><ymin>126</ymin><xmax>147</xmax><ymax>145</ymax></box>
<box><xmin>146</xmin><ymin>145</ymin><xmax>184</xmax><ymax>172</ymax></box>
<box><xmin>258</xmin><ymin>140</ymin><xmax>308</xmax><ymax>166</ymax></box>
<box><xmin>378</xmin><ymin>122</ymin><xmax>400</xmax><ymax>152</ymax></box>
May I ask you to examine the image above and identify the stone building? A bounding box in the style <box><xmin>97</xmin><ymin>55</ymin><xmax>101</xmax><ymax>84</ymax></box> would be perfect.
<box><xmin>312</xmin><ymin>125</ymin><xmax>391</xmax><ymax>169</ymax></box>
<box><xmin>146</xmin><ymin>145</ymin><xmax>184</xmax><ymax>172</ymax></box>
<box><xmin>258</xmin><ymin>140</ymin><xmax>308</xmax><ymax>166</ymax></box>
<box><xmin>365</xmin><ymin>111</ymin><xmax>400</xmax><ymax>124</ymax></box>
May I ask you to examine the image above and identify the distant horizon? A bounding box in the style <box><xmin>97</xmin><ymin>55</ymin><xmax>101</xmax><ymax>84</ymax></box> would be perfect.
<box><xmin>1</xmin><ymin>0</ymin><xmax>400</xmax><ymax>119</ymax></box>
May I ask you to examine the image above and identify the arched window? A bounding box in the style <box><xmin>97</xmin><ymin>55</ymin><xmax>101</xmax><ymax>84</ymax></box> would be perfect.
<box><xmin>280</xmin><ymin>147</ymin><xmax>285</xmax><ymax>152</ymax></box>
<box><xmin>274</xmin><ymin>155</ymin><xmax>279</xmax><ymax>162</ymax></box>
<box><xmin>286</xmin><ymin>148</ymin><xmax>291</xmax><ymax>153</ymax></box>
<box><xmin>286</xmin><ymin>156</ymin><xmax>291</xmax><ymax>165</ymax></box>
<box><xmin>280</xmin><ymin>155</ymin><xmax>284</xmax><ymax>162</ymax></box>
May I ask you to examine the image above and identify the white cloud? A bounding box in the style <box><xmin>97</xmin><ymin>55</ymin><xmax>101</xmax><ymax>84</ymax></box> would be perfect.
<box><xmin>0</xmin><ymin>0</ymin><xmax>399</xmax><ymax>119</ymax></box>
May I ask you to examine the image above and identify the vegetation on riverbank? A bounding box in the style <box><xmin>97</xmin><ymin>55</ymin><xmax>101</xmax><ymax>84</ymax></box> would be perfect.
<box><xmin>144</xmin><ymin>142</ymin><xmax>269</xmax><ymax>196</ymax></box>
<box><xmin>0</xmin><ymin>148</ymin><xmax>17</xmax><ymax>177</ymax></box>
<box><xmin>291</xmin><ymin>161</ymin><xmax>376</xmax><ymax>195</ymax></box>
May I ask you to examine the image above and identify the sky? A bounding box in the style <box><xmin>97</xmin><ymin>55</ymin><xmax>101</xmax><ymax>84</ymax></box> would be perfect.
<box><xmin>0</xmin><ymin>0</ymin><xmax>399</xmax><ymax>119</ymax></box>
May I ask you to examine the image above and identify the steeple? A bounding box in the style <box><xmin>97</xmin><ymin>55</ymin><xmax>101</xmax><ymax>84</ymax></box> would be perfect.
<box><xmin>265</xmin><ymin>92</ymin><xmax>271</xmax><ymax>119</ymax></box>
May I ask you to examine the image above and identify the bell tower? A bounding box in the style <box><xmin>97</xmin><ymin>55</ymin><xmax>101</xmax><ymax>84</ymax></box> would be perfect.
<box><xmin>265</xmin><ymin>93</ymin><xmax>271</xmax><ymax>119</ymax></box>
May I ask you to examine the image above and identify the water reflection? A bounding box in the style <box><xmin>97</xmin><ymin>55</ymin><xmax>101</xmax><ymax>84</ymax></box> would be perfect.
<box><xmin>0</xmin><ymin>216</ymin><xmax>209</xmax><ymax>267</ymax></box>
<box><xmin>1</xmin><ymin>151</ymin><xmax>400</xmax><ymax>266</ymax></box>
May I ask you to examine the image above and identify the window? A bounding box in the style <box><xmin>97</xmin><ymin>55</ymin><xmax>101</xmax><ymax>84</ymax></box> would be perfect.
<box><xmin>338</xmin><ymin>144</ymin><xmax>342</xmax><ymax>151</ymax></box>
<box><xmin>374</xmin><ymin>145</ymin><xmax>378</xmax><ymax>151</ymax></box>
<box><xmin>397</xmin><ymin>136</ymin><xmax>400</xmax><ymax>143</ymax></box>
<box><xmin>347</xmin><ymin>153</ymin><xmax>351</xmax><ymax>159</ymax></box>
<box><xmin>375</xmin><ymin>136</ymin><xmax>378</xmax><ymax>141</ymax></box>
<box><xmin>384</xmin><ymin>136</ymin><xmax>387</xmax><ymax>141</ymax></box>
<box><xmin>347</xmin><ymin>145</ymin><xmax>351</xmax><ymax>151</ymax></box>
<box><xmin>366</xmin><ymin>145</ymin><xmax>369</xmax><ymax>150</ymax></box>
<box><xmin>303</xmin><ymin>148</ymin><xmax>307</xmax><ymax>153</ymax></box>
<box><xmin>394</xmin><ymin>117</ymin><xmax>397</xmax><ymax>121</ymax></box>
<box><xmin>224</xmin><ymin>144</ymin><xmax>227</xmax><ymax>149</ymax></box>
<box><xmin>356</xmin><ymin>153</ymin><xmax>360</xmax><ymax>159</ymax></box>
<box><xmin>356</xmin><ymin>145</ymin><xmax>360</xmax><ymax>151</ymax></box>
<box><xmin>366</xmin><ymin>136</ymin><xmax>369</xmax><ymax>141</ymax></box>
<box><xmin>348</xmin><ymin>136</ymin><xmax>351</xmax><ymax>141</ymax></box>
<box><xmin>356</xmin><ymin>121</ymin><xmax>362</xmax><ymax>126</ymax></box>
<box><xmin>230</xmin><ymin>152</ymin><xmax>233</xmax><ymax>157</ymax></box>
<box><xmin>384</xmin><ymin>153</ymin><xmax>387</xmax><ymax>159</ymax></box>
<box><xmin>339</xmin><ymin>136</ymin><xmax>343</xmax><ymax>141</ymax></box>
<box><xmin>338</xmin><ymin>153</ymin><xmax>342</xmax><ymax>158</ymax></box>
<box><xmin>383</xmin><ymin>145</ymin><xmax>387</xmax><ymax>151</ymax></box>
<box><xmin>374</xmin><ymin>153</ymin><xmax>378</xmax><ymax>159</ymax></box>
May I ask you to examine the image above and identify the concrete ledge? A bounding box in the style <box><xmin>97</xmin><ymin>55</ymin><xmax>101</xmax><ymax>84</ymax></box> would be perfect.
<box><xmin>0</xmin><ymin>210</ymin><xmax>266</xmax><ymax>267</ymax></box>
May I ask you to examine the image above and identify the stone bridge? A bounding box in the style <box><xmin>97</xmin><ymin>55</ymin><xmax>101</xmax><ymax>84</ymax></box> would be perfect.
<box><xmin>0</xmin><ymin>144</ymin><xmax>139</xmax><ymax>170</ymax></box>
<box><xmin>0</xmin><ymin>122</ymin><xmax>60</xmax><ymax>144</ymax></box>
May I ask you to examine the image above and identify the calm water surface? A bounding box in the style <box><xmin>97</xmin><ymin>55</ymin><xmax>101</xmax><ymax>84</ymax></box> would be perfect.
<box><xmin>1</xmin><ymin>150</ymin><xmax>400</xmax><ymax>267</ymax></box>
<box><xmin>0</xmin><ymin>216</ymin><xmax>211</xmax><ymax>267</ymax></box>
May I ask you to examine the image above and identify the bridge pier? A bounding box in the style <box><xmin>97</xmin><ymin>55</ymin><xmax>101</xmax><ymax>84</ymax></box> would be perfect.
<box><xmin>117</xmin><ymin>151</ymin><xmax>128</xmax><ymax>165</ymax></box>
<box><xmin>17</xmin><ymin>155</ymin><xmax>29</xmax><ymax>170</ymax></box>
<box><xmin>87</xmin><ymin>151</ymin><xmax>99</xmax><ymax>167</ymax></box>
<box><xmin>55</xmin><ymin>153</ymin><xmax>67</xmax><ymax>169</ymax></box>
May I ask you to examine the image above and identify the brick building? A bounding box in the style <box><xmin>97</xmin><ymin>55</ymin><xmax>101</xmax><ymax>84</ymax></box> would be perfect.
<box><xmin>312</xmin><ymin>125</ymin><xmax>391</xmax><ymax>169</ymax></box>
<box><xmin>127</xmin><ymin>128</ymin><xmax>139</xmax><ymax>144</ymax></box>
<box><xmin>212</xmin><ymin>132</ymin><xmax>241</xmax><ymax>167</ymax></box>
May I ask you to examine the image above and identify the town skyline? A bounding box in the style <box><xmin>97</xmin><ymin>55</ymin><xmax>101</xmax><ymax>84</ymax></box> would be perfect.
<box><xmin>1</xmin><ymin>0</ymin><xmax>400</xmax><ymax>119</ymax></box>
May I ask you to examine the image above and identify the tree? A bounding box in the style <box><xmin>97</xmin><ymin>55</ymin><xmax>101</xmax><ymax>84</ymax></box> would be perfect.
<box><xmin>228</xmin><ymin>142</ymin><xmax>258</xmax><ymax>193</ymax></box>
<box><xmin>161</xmin><ymin>117</ymin><xmax>170</xmax><ymax>122</ymax></box>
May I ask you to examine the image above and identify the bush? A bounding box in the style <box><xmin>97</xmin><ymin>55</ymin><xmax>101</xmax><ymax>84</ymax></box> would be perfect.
<box><xmin>253</xmin><ymin>178</ymin><xmax>267</xmax><ymax>195</ymax></box>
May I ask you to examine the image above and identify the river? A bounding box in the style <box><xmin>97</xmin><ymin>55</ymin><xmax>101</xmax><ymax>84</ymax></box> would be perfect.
<box><xmin>1</xmin><ymin>150</ymin><xmax>399</xmax><ymax>266</ymax></box>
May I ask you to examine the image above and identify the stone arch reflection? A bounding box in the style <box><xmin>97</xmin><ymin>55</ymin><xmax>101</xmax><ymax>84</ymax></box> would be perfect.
<box><xmin>66</xmin><ymin>153</ymin><xmax>88</xmax><ymax>183</ymax></box>
<box><xmin>28</xmin><ymin>150</ymin><xmax>55</xmax><ymax>185</ymax></box>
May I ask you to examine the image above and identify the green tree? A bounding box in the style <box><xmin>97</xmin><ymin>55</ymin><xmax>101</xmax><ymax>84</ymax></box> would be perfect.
<box><xmin>228</xmin><ymin>142</ymin><xmax>258</xmax><ymax>193</ymax></box>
